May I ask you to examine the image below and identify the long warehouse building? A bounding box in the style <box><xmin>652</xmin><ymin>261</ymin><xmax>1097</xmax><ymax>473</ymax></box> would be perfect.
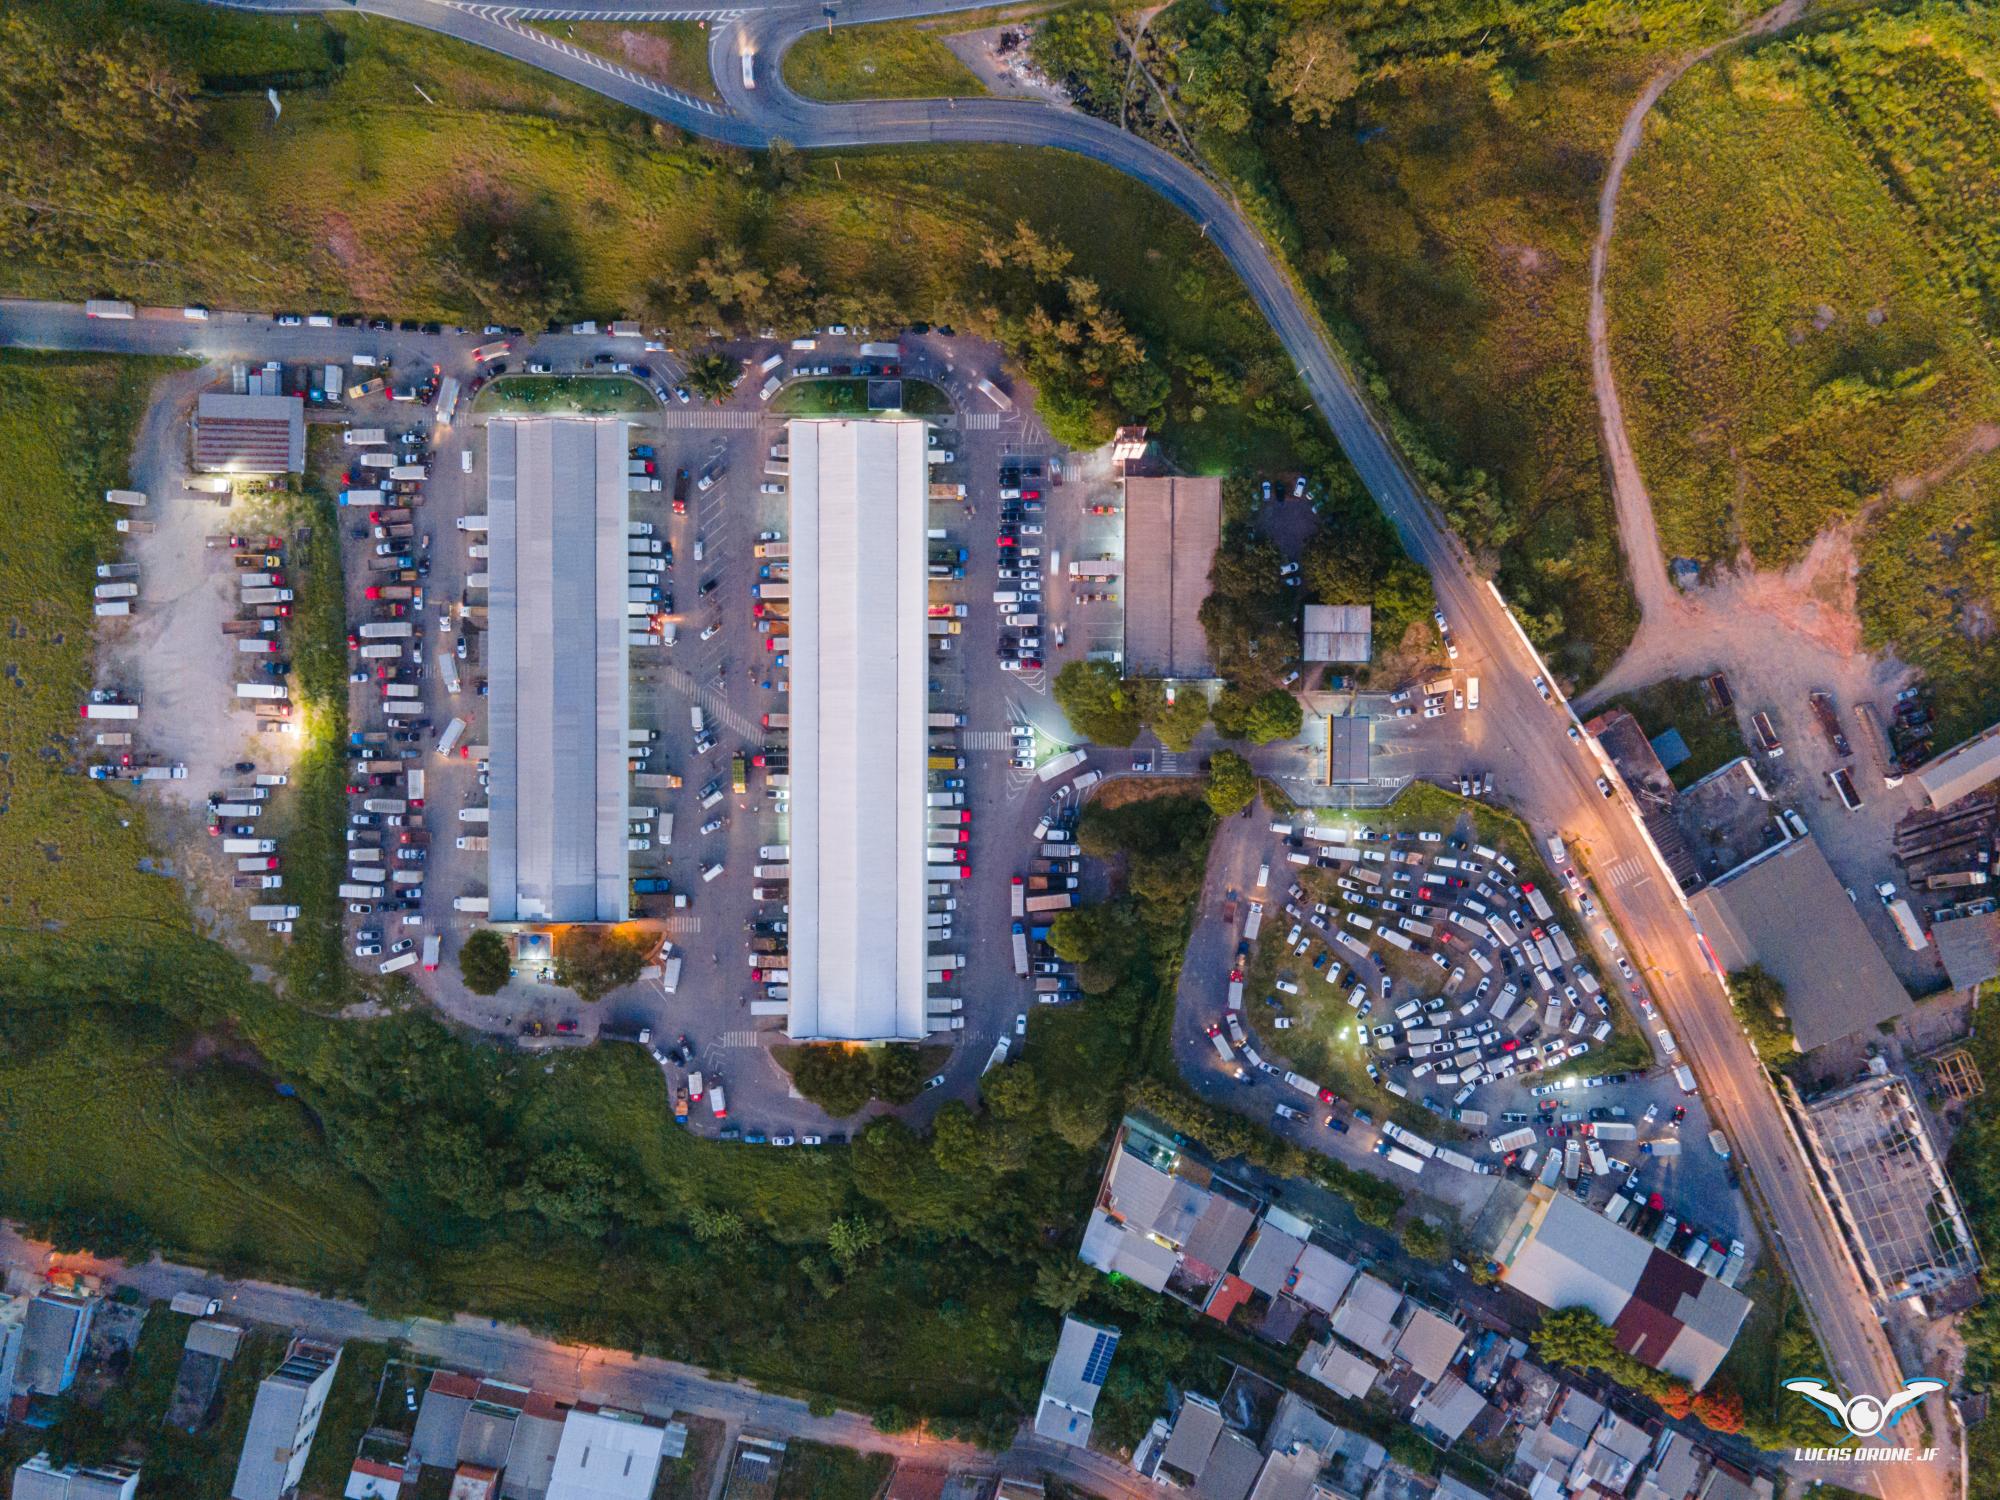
<box><xmin>786</xmin><ymin>418</ymin><xmax>931</xmax><ymax>1041</ymax></box>
<box><xmin>485</xmin><ymin>417</ymin><xmax>632</xmax><ymax>924</ymax></box>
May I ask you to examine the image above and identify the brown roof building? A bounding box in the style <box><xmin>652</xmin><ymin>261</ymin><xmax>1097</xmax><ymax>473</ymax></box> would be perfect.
<box><xmin>192</xmin><ymin>394</ymin><xmax>304</xmax><ymax>474</ymax></box>
<box><xmin>1121</xmin><ymin>476</ymin><xmax>1220</xmax><ymax>678</ymax></box>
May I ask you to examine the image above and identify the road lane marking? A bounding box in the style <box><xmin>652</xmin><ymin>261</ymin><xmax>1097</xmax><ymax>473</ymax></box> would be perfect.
<box><xmin>444</xmin><ymin>5</ymin><xmax>734</xmax><ymax>116</ymax></box>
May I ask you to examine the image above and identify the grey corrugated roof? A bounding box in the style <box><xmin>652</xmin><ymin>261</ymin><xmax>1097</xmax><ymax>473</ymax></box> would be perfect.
<box><xmin>486</xmin><ymin>419</ymin><xmax>630</xmax><ymax>924</ymax></box>
<box><xmin>785</xmin><ymin>420</ymin><xmax>929</xmax><ymax>1041</ymax></box>
<box><xmin>1302</xmin><ymin>604</ymin><xmax>1372</xmax><ymax>663</ymax></box>
<box><xmin>1122</xmin><ymin>477</ymin><xmax>1220</xmax><ymax>678</ymax></box>
<box><xmin>17</xmin><ymin>1294</ymin><xmax>91</xmax><ymax>1394</ymax></box>
<box><xmin>1935</xmin><ymin>913</ymin><xmax>2000</xmax><ymax>992</ymax></box>
<box><xmin>1688</xmin><ymin>836</ymin><xmax>1910</xmax><ymax>1051</ymax></box>
<box><xmin>185</xmin><ymin>1320</ymin><xmax>245</xmax><ymax>1360</ymax></box>
<box><xmin>1916</xmin><ymin>727</ymin><xmax>2000</xmax><ymax>809</ymax></box>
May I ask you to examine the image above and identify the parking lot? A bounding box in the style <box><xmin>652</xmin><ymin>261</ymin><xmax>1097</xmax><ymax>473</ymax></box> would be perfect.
<box><xmin>279</xmin><ymin>324</ymin><xmax>1164</xmax><ymax>1137</ymax></box>
<box><xmin>1170</xmin><ymin>800</ymin><xmax>1748</xmax><ymax>1256</ymax></box>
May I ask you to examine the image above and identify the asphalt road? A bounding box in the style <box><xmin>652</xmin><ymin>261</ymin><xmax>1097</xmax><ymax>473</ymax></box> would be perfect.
<box><xmin>0</xmin><ymin>1224</ymin><xmax>1165</xmax><ymax>1499</ymax></box>
<box><xmin>40</xmin><ymin>0</ymin><xmax>1965</xmax><ymax>1486</ymax></box>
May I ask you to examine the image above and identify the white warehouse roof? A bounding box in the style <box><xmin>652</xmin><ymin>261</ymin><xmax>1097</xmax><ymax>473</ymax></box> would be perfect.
<box><xmin>485</xmin><ymin>418</ymin><xmax>631</xmax><ymax>924</ymax></box>
<box><xmin>785</xmin><ymin>419</ymin><xmax>930</xmax><ymax>1041</ymax></box>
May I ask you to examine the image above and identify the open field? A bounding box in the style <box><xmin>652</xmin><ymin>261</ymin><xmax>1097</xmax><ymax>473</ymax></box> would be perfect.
<box><xmin>0</xmin><ymin>2</ymin><xmax>1319</xmax><ymax>477</ymax></box>
<box><xmin>783</xmin><ymin>21</ymin><xmax>985</xmax><ymax>101</ymax></box>
<box><xmin>774</xmin><ymin>1440</ymin><xmax>896</xmax><ymax>1500</ymax></box>
<box><xmin>1255</xmin><ymin>46</ymin><xmax>1658</xmax><ymax>682</ymax></box>
<box><xmin>1608</xmin><ymin>21</ymin><xmax>2000</xmax><ymax>572</ymax></box>
<box><xmin>0</xmin><ymin>353</ymin><xmax>194</xmax><ymax>931</ymax></box>
<box><xmin>528</xmin><ymin>18</ymin><xmax>721</xmax><ymax>100</ymax></box>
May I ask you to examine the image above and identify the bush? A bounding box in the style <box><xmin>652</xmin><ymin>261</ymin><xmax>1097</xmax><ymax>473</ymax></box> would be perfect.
<box><xmin>458</xmin><ymin>930</ymin><xmax>512</xmax><ymax>995</ymax></box>
<box><xmin>552</xmin><ymin>927</ymin><xmax>649</xmax><ymax>1003</ymax></box>
<box><xmin>1402</xmin><ymin>1218</ymin><xmax>1448</xmax><ymax>1261</ymax></box>
<box><xmin>1052</xmin><ymin>660</ymin><xmax>1141</xmax><ymax>746</ymax></box>
<box><xmin>1206</xmin><ymin>750</ymin><xmax>1257</xmax><ymax>817</ymax></box>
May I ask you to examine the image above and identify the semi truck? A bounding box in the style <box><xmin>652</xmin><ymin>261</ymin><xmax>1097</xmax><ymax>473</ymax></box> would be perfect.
<box><xmin>1887</xmin><ymin>898</ymin><xmax>1928</xmax><ymax>950</ymax></box>
<box><xmin>1809</xmin><ymin>691</ymin><xmax>1852</xmax><ymax>758</ymax></box>
<box><xmin>1024</xmin><ymin>893</ymin><xmax>1073</xmax><ymax>914</ymax></box>
<box><xmin>1012</xmin><ymin>922</ymin><xmax>1030</xmax><ymax>976</ymax></box>
<box><xmin>1037</xmin><ymin>749</ymin><xmax>1087</xmax><ymax>782</ymax></box>
<box><xmin>1752</xmin><ymin>710</ymin><xmax>1784</xmax><ymax>757</ymax></box>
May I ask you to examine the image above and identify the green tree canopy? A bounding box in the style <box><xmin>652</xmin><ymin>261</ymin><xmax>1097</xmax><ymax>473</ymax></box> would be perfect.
<box><xmin>1728</xmin><ymin>964</ymin><xmax>1797</xmax><ymax>1067</ymax></box>
<box><xmin>458</xmin><ymin>929</ymin><xmax>512</xmax><ymax>995</ymax></box>
<box><xmin>552</xmin><ymin>927</ymin><xmax>648</xmax><ymax>1003</ymax></box>
<box><xmin>1206</xmin><ymin>749</ymin><xmax>1258</xmax><ymax>817</ymax></box>
<box><xmin>1532</xmin><ymin>1306</ymin><xmax>1619</xmax><ymax>1370</ymax></box>
<box><xmin>1269</xmin><ymin>21</ymin><xmax>1360</xmax><ymax>127</ymax></box>
<box><xmin>683</xmin><ymin>349</ymin><xmax>740</xmax><ymax>402</ymax></box>
<box><xmin>1053</xmin><ymin>660</ymin><xmax>1141</xmax><ymax>745</ymax></box>
<box><xmin>785</xmin><ymin>1045</ymin><xmax>877</xmax><ymax>1116</ymax></box>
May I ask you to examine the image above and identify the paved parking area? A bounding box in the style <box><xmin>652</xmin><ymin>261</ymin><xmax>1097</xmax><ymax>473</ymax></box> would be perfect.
<box><xmin>311</xmin><ymin>329</ymin><xmax>1157</xmax><ymax>1136</ymax></box>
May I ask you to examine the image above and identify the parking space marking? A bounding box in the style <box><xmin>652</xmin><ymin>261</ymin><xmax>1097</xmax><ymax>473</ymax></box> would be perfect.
<box><xmin>654</xmin><ymin>409</ymin><xmax>763</xmax><ymax>429</ymax></box>
<box><xmin>447</xmin><ymin>6</ymin><xmax>735</xmax><ymax>116</ymax></box>
<box><xmin>660</xmin><ymin>663</ymin><xmax>759</xmax><ymax>739</ymax></box>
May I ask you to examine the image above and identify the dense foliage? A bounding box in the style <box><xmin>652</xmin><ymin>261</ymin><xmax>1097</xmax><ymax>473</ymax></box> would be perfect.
<box><xmin>458</xmin><ymin>930</ymin><xmax>513</xmax><ymax>995</ymax></box>
<box><xmin>1725</xmin><ymin>965</ymin><xmax>1797</xmax><ymax>1069</ymax></box>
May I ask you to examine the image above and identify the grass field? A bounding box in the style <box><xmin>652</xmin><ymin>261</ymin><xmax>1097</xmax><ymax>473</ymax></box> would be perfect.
<box><xmin>1258</xmin><ymin>46</ymin><xmax>1657</xmax><ymax>682</ymax></box>
<box><xmin>475</xmin><ymin>375</ymin><xmax>658</xmax><ymax>414</ymax></box>
<box><xmin>774</xmin><ymin>1440</ymin><xmax>895</xmax><ymax>1500</ymax></box>
<box><xmin>783</xmin><ymin>21</ymin><xmax>985</xmax><ymax>101</ymax></box>
<box><xmin>770</xmin><ymin>377</ymin><xmax>952</xmax><ymax>415</ymax></box>
<box><xmin>0</xmin><ymin>354</ymin><xmax>195</xmax><ymax>933</ymax></box>
<box><xmin>1609</xmin><ymin>27</ymin><xmax>2000</xmax><ymax>572</ymax></box>
<box><xmin>529</xmin><ymin>18</ymin><xmax>721</xmax><ymax>100</ymax></box>
<box><xmin>0</xmin><ymin>2</ymin><xmax>1317</xmax><ymax>479</ymax></box>
<box><xmin>1600</xmin><ymin>677</ymin><xmax>1749</xmax><ymax>790</ymax></box>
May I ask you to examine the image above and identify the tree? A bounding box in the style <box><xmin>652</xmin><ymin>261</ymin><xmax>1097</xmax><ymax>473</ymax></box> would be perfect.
<box><xmin>980</xmin><ymin>1063</ymin><xmax>1042</xmax><ymax>1121</ymax></box>
<box><xmin>872</xmin><ymin>1045</ymin><xmax>926</xmax><ymax>1105</ymax></box>
<box><xmin>1728</xmin><ymin>965</ymin><xmax>1797</xmax><ymax>1067</ymax></box>
<box><xmin>1402</xmin><ymin>1218</ymin><xmax>1449</xmax><ymax>1262</ymax></box>
<box><xmin>440</xmin><ymin>192</ymin><xmax>579</xmax><ymax>328</ymax></box>
<box><xmin>786</xmin><ymin>1045</ymin><xmax>876</xmax><ymax>1116</ymax></box>
<box><xmin>684</xmin><ymin>349</ymin><xmax>740</xmax><ymax>402</ymax></box>
<box><xmin>1052</xmin><ymin>660</ymin><xmax>1141</xmax><ymax>745</ymax></box>
<box><xmin>825</xmin><ymin>1216</ymin><xmax>880</xmax><ymax>1271</ymax></box>
<box><xmin>1035</xmin><ymin>1258</ymin><xmax>1098</xmax><ymax>1314</ymax></box>
<box><xmin>1206</xmin><ymin>750</ymin><xmax>1257</xmax><ymax>817</ymax></box>
<box><xmin>1215</xmin><ymin>687</ymin><xmax>1302</xmax><ymax>744</ymax></box>
<box><xmin>458</xmin><ymin>930</ymin><xmax>512</xmax><ymax>995</ymax></box>
<box><xmin>1531</xmin><ymin>1306</ymin><xmax>1619</xmax><ymax>1371</ymax></box>
<box><xmin>552</xmin><ymin>927</ymin><xmax>648</xmax><ymax>1003</ymax></box>
<box><xmin>1269</xmin><ymin>21</ymin><xmax>1360</xmax><ymax>127</ymax></box>
<box><xmin>1691</xmin><ymin>1387</ymin><xmax>1745</xmax><ymax>1434</ymax></box>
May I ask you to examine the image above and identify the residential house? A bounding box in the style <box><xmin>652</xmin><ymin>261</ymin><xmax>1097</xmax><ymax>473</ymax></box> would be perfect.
<box><xmin>1495</xmin><ymin>1190</ymin><xmax>1750</xmax><ymax>1389</ymax></box>
<box><xmin>1077</xmin><ymin>1124</ymin><xmax>1258</xmax><ymax>1306</ymax></box>
<box><xmin>544</xmin><ymin>1404</ymin><xmax>672</xmax><ymax>1500</ymax></box>
<box><xmin>9</xmin><ymin>1454</ymin><xmax>140</xmax><ymax>1500</ymax></box>
<box><xmin>230</xmin><ymin>1338</ymin><xmax>341</xmax><ymax>1500</ymax></box>
<box><xmin>344</xmin><ymin>1458</ymin><xmax>406</xmax><ymax>1499</ymax></box>
<box><xmin>1410</xmin><ymin>1376</ymin><xmax>1489</xmax><ymax>1447</ymax></box>
<box><xmin>0</xmin><ymin>1296</ymin><xmax>28</xmax><ymax>1401</ymax></box>
<box><xmin>409</xmin><ymin>1373</ymin><xmax>567</xmax><ymax>1498</ymax></box>
<box><xmin>1034</xmin><ymin>1318</ymin><xmax>1119</xmax><ymax>1448</ymax></box>
<box><xmin>15</xmin><ymin>1291</ymin><xmax>96</xmax><ymax>1397</ymax></box>
<box><xmin>167</xmin><ymin>1319</ymin><xmax>245</xmax><ymax>1433</ymax></box>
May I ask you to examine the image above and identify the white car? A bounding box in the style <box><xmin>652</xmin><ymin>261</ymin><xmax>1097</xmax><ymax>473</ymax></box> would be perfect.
<box><xmin>1275</xmin><ymin>978</ymin><xmax>1300</xmax><ymax>995</ymax></box>
<box><xmin>353</xmin><ymin>943</ymin><xmax>381</xmax><ymax>958</ymax></box>
<box><xmin>1423</xmin><ymin>706</ymin><xmax>1444</xmax><ymax>719</ymax></box>
<box><xmin>700</xmin><ymin>622</ymin><xmax>721</xmax><ymax>641</ymax></box>
<box><xmin>700</xmin><ymin>818</ymin><xmax>724</xmax><ymax>834</ymax></box>
<box><xmin>1395</xmin><ymin>706</ymin><xmax>1415</xmax><ymax>717</ymax></box>
<box><xmin>1596</xmin><ymin>777</ymin><xmax>1613</xmax><ymax>798</ymax></box>
<box><xmin>1016</xmin><ymin>1012</ymin><xmax>1028</xmax><ymax>1036</ymax></box>
<box><xmin>999</xmin><ymin>659</ymin><xmax>1027</xmax><ymax>672</ymax></box>
<box><xmin>1418</xmin><ymin>831</ymin><xmax>1442</xmax><ymax>843</ymax></box>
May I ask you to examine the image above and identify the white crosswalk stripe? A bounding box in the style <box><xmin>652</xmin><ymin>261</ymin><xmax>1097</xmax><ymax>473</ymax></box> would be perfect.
<box><xmin>444</xmin><ymin>5</ymin><xmax>736</xmax><ymax>116</ymax></box>
<box><xmin>455</xmin><ymin>5</ymin><xmax>752</xmax><ymax>24</ymax></box>
<box><xmin>717</xmin><ymin>1030</ymin><xmax>760</xmax><ymax>1049</ymax></box>
<box><xmin>1604</xmin><ymin>856</ymin><xmax>1646</xmax><ymax>888</ymax></box>
<box><xmin>963</xmin><ymin>730</ymin><xmax>1014</xmax><ymax>751</ymax></box>
<box><xmin>961</xmin><ymin>413</ymin><xmax>1003</xmax><ymax>431</ymax></box>
<box><xmin>658</xmin><ymin>664</ymin><xmax>759</xmax><ymax>739</ymax></box>
<box><xmin>661</xmin><ymin>915</ymin><xmax>703</xmax><ymax>936</ymax></box>
<box><xmin>1157</xmin><ymin>750</ymin><xmax>1181</xmax><ymax>774</ymax></box>
<box><xmin>653</xmin><ymin>408</ymin><xmax>763</xmax><ymax>429</ymax></box>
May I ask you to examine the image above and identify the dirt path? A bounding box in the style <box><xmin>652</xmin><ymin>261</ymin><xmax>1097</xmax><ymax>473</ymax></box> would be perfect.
<box><xmin>1587</xmin><ymin>0</ymin><xmax>1809</xmax><ymax>637</ymax></box>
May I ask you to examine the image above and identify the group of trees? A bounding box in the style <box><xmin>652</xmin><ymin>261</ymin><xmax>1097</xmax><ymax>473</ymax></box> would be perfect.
<box><xmin>458</xmin><ymin>926</ymin><xmax>650</xmax><ymax>1004</ymax></box>
<box><xmin>784</xmin><ymin>1044</ymin><xmax>928</xmax><ymax>1117</ymax></box>
<box><xmin>1726</xmin><ymin>965</ymin><xmax>1798</xmax><ymax>1069</ymax></box>
<box><xmin>438</xmin><ymin>191</ymin><xmax>580</xmax><ymax>329</ymax></box>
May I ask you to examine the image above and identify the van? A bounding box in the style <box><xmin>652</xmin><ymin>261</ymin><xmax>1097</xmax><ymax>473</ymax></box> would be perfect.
<box><xmin>701</xmin><ymin>861</ymin><xmax>725</xmax><ymax>883</ymax></box>
<box><xmin>436</xmin><ymin>717</ymin><xmax>468</xmax><ymax>757</ymax></box>
<box><xmin>1467</xmin><ymin>677</ymin><xmax>1480</xmax><ymax>711</ymax></box>
<box><xmin>379</xmin><ymin>951</ymin><xmax>418</xmax><ymax>974</ymax></box>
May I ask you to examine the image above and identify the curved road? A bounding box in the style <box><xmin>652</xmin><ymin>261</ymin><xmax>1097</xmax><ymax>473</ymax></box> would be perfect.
<box><xmin>159</xmin><ymin>5</ymin><xmax>1956</xmax><ymax>1492</ymax></box>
